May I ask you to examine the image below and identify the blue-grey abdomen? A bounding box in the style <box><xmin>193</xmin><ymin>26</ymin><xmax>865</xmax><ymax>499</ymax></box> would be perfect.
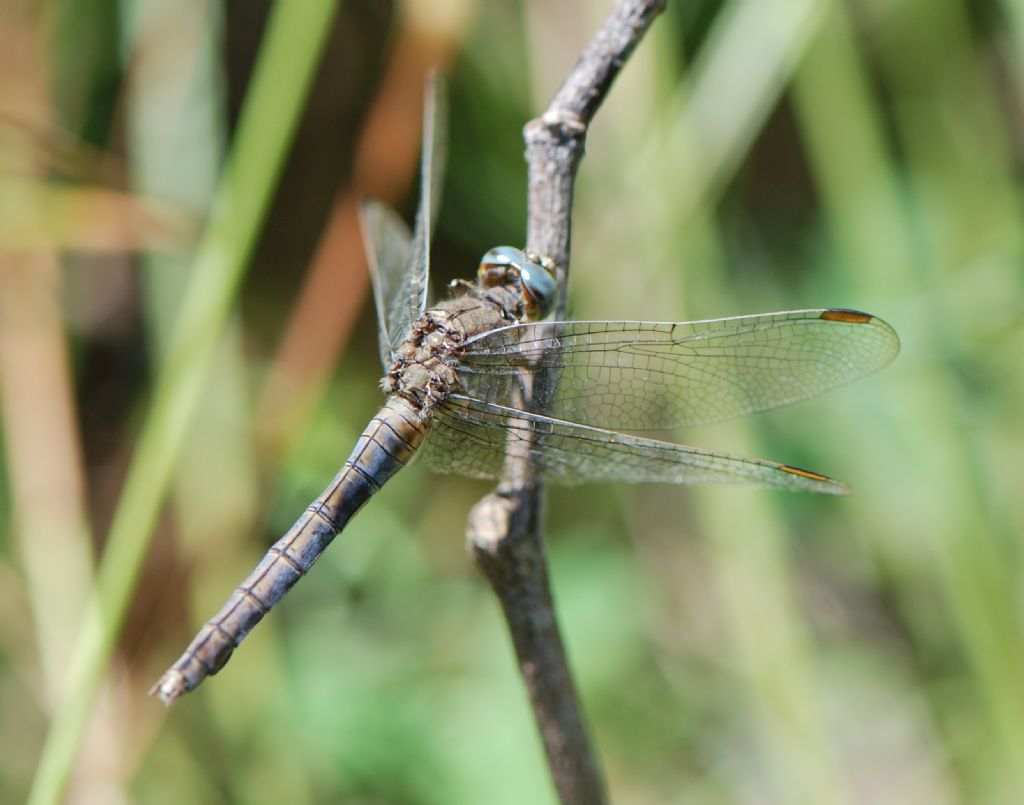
<box><xmin>150</xmin><ymin>396</ymin><xmax>426</xmax><ymax>702</ymax></box>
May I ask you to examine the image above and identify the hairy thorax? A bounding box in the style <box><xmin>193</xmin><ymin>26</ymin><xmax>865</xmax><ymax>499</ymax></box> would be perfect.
<box><xmin>382</xmin><ymin>284</ymin><xmax>523</xmax><ymax>414</ymax></box>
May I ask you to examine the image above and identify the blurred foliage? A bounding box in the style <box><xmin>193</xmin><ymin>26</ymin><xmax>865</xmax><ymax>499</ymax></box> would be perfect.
<box><xmin>2</xmin><ymin>0</ymin><xmax>1024</xmax><ymax>803</ymax></box>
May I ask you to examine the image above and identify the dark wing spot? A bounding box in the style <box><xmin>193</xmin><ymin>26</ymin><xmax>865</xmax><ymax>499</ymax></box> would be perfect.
<box><xmin>820</xmin><ymin>309</ymin><xmax>873</xmax><ymax>324</ymax></box>
<box><xmin>780</xmin><ymin>464</ymin><xmax>832</xmax><ymax>482</ymax></box>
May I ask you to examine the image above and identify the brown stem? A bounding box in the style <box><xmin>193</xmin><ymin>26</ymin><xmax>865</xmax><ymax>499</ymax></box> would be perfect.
<box><xmin>466</xmin><ymin>2</ymin><xmax>665</xmax><ymax>803</ymax></box>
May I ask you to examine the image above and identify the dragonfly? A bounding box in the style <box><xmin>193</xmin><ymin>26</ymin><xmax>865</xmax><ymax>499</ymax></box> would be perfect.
<box><xmin>151</xmin><ymin>75</ymin><xmax>899</xmax><ymax>705</ymax></box>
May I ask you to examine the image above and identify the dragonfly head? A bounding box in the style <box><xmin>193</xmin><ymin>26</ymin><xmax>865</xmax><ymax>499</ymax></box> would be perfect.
<box><xmin>478</xmin><ymin>246</ymin><xmax>558</xmax><ymax>321</ymax></box>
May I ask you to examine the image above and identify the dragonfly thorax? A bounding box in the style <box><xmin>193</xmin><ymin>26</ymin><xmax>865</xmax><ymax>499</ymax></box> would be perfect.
<box><xmin>380</xmin><ymin>246</ymin><xmax>556</xmax><ymax>413</ymax></box>
<box><xmin>381</xmin><ymin>284</ymin><xmax>526</xmax><ymax>411</ymax></box>
<box><xmin>383</xmin><ymin>323</ymin><xmax>458</xmax><ymax>410</ymax></box>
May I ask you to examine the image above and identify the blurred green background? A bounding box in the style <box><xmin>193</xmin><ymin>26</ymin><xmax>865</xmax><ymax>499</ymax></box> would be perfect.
<box><xmin>3</xmin><ymin>0</ymin><xmax>1023</xmax><ymax>802</ymax></box>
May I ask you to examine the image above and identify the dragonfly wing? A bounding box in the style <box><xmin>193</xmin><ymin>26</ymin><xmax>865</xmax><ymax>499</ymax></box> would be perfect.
<box><xmin>390</xmin><ymin>70</ymin><xmax>448</xmax><ymax>357</ymax></box>
<box><xmin>410</xmin><ymin>70</ymin><xmax>447</xmax><ymax>320</ymax></box>
<box><xmin>424</xmin><ymin>395</ymin><xmax>849</xmax><ymax>493</ymax></box>
<box><xmin>360</xmin><ymin>199</ymin><xmax>413</xmax><ymax>369</ymax></box>
<box><xmin>359</xmin><ymin>71</ymin><xmax>448</xmax><ymax>370</ymax></box>
<box><xmin>454</xmin><ymin>309</ymin><xmax>899</xmax><ymax>430</ymax></box>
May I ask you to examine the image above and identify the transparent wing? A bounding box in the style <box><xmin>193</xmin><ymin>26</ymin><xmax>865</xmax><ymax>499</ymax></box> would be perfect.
<box><xmin>403</xmin><ymin>69</ymin><xmax>447</xmax><ymax>354</ymax></box>
<box><xmin>453</xmin><ymin>309</ymin><xmax>899</xmax><ymax>431</ymax></box>
<box><xmin>359</xmin><ymin>71</ymin><xmax>448</xmax><ymax>370</ymax></box>
<box><xmin>360</xmin><ymin>199</ymin><xmax>413</xmax><ymax>369</ymax></box>
<box><xmin>424</xmin><ymin>395</ymin><xmax>848</xmax><ymax>493</ymax></box>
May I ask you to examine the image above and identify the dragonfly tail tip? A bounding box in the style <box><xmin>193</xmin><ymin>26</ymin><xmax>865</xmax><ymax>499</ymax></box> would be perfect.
<box><xmin>148</xmin><ymin>670</ymin><xmax>188</xmax><ymax>707</ymax></box>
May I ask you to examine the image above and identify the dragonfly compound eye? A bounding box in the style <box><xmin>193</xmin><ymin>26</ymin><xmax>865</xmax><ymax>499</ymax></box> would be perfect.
<box><xmin>478</xmin><ymin>246</ymin><xmax>557</xmax><ymax>320</ymax></box>
<box><xmin>518</xmin><ymin>257</ymin><xmax>557</xmax><ymax>320</ymax></box>
<box><xmin>478</xmin><ymin>246</ymin><xmax>521</xmax><ymax>290</ymax></box>
<box><xmin>479</xmin><ymin>246</ymin><xmax>522</xmax><ymax>273</ymax></box>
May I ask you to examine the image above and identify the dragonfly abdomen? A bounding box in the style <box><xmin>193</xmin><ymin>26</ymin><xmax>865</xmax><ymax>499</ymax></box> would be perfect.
<box><xmin>151</xmin><ymin>396</ymin><xmax>426</xmax><ymax>704</ymax></box>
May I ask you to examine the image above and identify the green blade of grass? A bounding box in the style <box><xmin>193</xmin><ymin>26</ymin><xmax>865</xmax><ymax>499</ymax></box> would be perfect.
<box><xmin>793</xmin><ymin>0</ymin><xmax>1024</xmax><ymax>791</ymax></box>
<box><xmin>28</xmin><ymin>2</ymin><xmax>341</xmax><ymax>803</ymax></box>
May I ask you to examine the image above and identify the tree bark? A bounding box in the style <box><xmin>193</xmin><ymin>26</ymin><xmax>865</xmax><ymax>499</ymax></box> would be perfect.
<box><xmin>466</xmin><ymin>3</ymin><xmax>666</xmax><ymax>803</ymax></box>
